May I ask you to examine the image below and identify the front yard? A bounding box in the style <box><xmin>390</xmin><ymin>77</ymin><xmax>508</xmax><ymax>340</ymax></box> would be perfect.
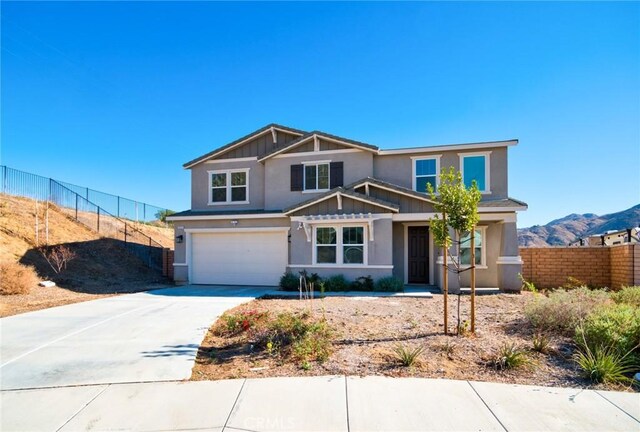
<box><xmin>192</xmin><ymin>292</ymin><xmax>604</xmax><ymax>389</ymax></box>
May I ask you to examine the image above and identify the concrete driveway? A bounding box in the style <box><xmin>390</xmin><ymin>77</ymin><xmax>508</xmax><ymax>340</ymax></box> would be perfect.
<box><xmin>0</xmin><ymin>286</ymin><xmax>266</xmax><ymax>390</ymax></box>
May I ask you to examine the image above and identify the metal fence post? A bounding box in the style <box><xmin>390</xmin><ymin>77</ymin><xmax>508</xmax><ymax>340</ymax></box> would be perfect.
<box><xmin>143</xmin><ymin>203</ymin><xmax>146</xmax><ymax>222</ymax></box>
<box><xmin>2</xmin><ymin>166</ymin><xmax>6</xmax><ymax>194</ymax></box>
<box><xmin>75</xmin><ymin>194</ymin><xmax>78</xmax><ymax>220</ymax></box>
<box><xmin>117</xmin><ymin>196</ymin><xmax>120</xmax><ymax>218</ymax></box>
<box><xmin>97</xmin><ymin>207</ymin><xmax>100</xmax><ymax>232</ymax></box>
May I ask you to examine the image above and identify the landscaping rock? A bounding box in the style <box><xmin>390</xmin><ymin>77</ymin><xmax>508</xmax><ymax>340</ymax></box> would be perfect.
<box><xmin>39</xmin><ymin>281</ymin><xmax>56</xmax><ymax>288</ymax></box>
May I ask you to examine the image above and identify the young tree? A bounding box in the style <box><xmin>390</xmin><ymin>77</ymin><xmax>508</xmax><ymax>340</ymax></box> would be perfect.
<box><xmin>427</xmin><ymin>167</ymin><xmax>481</xmax><ymax>335</ymax></box>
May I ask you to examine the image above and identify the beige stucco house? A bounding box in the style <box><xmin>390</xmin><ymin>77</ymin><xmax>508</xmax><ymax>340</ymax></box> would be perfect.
<box><xmin>167</xmin><ymin>124</ymin><xmax>527</xmax><ymax>292</ymax></box>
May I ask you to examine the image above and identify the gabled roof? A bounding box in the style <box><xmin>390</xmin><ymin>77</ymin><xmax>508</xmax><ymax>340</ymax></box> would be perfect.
<box><xmin>183</xmin><ymin>123</ymin><xmax>306</xmax><ymax>168</ymax></box>
<box><xmin>345</xmin><ymin>177</ymin><xmax>438</xmax><ymax>205</ymax></box>
<box><xmin>283</xmin><ymin>187</ymin><xmax>399</xmax><ymax>215</ymax></box>
<box><xmin>257</xmin><ymin>131</ymin><xmax>379</xmax><ymax>162</ymax></box>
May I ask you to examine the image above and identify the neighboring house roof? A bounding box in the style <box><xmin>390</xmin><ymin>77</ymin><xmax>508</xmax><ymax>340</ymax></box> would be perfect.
<box><xmin>477</xmin><ymin>198</ymin><xmax>528</xmax><ymax>210</ymax></box>
<box><xmin>183</xmin><ymin>123</ymin><xmax>306</xmax><ymax>168</ymax></box>
<box><xmin>345</xmin><ymin>177</ymin><xmax>438</xmax><ymax>205</ymax></box>
<box><xmin>283</xmin><ymin>187</ymin><xmax>400</xmax><ymax>215</ymax></box>
<box><xmin>257</xmin><ymin>131</ymin><xmax>379</xmax><ymax>162</ymax></box>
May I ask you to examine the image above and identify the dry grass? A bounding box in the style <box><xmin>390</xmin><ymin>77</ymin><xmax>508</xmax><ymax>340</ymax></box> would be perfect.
<box><xmin>0</xmin><ymin>261</ymin><xmax>39</xmax><ymax>295</ymax></box>
<box><xmin>192</xmin><ymin>293</ymin><xmax>616</xmax><ymax>390</ymax></box>
<box><xmin>0</xmin><ymin>194</ymin><xmax>168</xmax><ymax>317</ymax></box>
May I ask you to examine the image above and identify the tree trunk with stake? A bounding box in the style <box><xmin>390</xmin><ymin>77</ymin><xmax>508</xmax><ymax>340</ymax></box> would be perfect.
<box><xmin>470</xmin><ymin>227</ymin><xmax>476</xmax><ymax>333</ymax></box>
<box><xmin>443</xmin><ymin>211</ymin><xmax>448</xmax><ymax>335</ymax></box>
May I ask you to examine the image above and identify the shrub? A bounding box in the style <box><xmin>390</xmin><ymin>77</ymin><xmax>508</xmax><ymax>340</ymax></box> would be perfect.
<box><xmin>0</xmin><ymin>261</ymin><xmax>39</xmax><ymax>295</ymax></box>
<box><xmin>574</xmin><ymin>343</ymin><xmax>638</xmax><ymax>384</ymax></box>
<box><xmin>258</xmin><ymin>312</ymin><xmax>332</xmax><ymax>366</ymax></box>
<box><xmin>218</xmin><ymin>309</ymin><xmax>269</xmax><ymax>335</ymax></box>
<box><xmin>518</xmin><ymin>273</ymin><xmax>537</xmax><ymax>293</ymax></box>
<box><xmin>279</xmin><ymin>272</ymin><xmax>299</xmax><ymax>291</ymax></box>
<box><xmin>575</xmin><ymin>304</ymin><xmax>640</xmax><ymax>357</ymax></box>
<box><xmin>611</xmin><ymin>286</ymin><xmax>640</xmax><ymax>308</ymax></box>
<box><xmin>563</xmin><ymin>276</ymin><xmax>588</xmax><ymax>290</ymax></box>
<box><xmin>524</xmin><ymin>287</ymin><xmax>610</xmax><ymax>335</ymax></box>
<box><xmin>532</xmin><ymin>333</ymin><xmax>552</xmax><ymax>354</ymax></box>
<box><xmin>374</xmin><ymin>276</ymin><xmax>404</xmax><ymax>292</ymax></box>
<box><xmin>392</xmin><ymin>343</ymin><xmax>425</xmax><ymax>367</ymax></box>
<box><xmin>351</xmin><ymin>275</ymin><xmax>374</xmax><ymax>291</ymax></box>
<box><xmin>493</xmin><ymin>343</ymin><xmax>528</xmax><ymax>370</ymax></box>
<box><xmin>324</xmin><ymin>275</ymin><xmax>350</xmax><ymax>292</ymax></box>
<box><xmin>40</xmin><ymin>245</ymin><xmax>76</xmax><ymax>274</ymax></box>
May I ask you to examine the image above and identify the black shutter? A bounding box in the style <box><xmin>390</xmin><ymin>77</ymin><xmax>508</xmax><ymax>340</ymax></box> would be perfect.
<box><xmin>291</xmin><ymin>164</ymin><xmax>303</xmax><ymax>191</ymax></box>
<box><xmin>330</xmin><ymin>162</ymin><xmax>344</xmax><ymax>188</ymax></box>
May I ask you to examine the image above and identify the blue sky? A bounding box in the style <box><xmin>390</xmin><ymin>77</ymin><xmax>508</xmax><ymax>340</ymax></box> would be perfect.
<box><xmin>1</xmin><ymin>1</ymin><xmax>638</xmax><ymax>227</ymax></box>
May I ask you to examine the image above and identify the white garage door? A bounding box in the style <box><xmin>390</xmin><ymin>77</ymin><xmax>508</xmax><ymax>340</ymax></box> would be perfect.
<box><xmin>190</xmin><ymin>230</ymin><xmax>288</xmax><ymax>286</ymax></box>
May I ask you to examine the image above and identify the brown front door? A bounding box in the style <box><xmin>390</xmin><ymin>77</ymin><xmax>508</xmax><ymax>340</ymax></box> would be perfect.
<box><xmin>408</xmin><ymin>226</ymin><xmax>429</xmax><ymax>284</ymax></box>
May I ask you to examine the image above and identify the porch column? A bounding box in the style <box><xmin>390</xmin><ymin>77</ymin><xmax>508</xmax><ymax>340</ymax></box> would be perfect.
<box><xmin>497</xmin><ymin>221</ymin><xmax>523</xmax><ymax>293</ymax></box>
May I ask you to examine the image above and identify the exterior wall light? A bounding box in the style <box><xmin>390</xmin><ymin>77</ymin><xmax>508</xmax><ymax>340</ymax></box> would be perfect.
<box><xmin>175</xmin><ymin>234</ymin><xmax>184</xmax><ymax>244</ymax></box>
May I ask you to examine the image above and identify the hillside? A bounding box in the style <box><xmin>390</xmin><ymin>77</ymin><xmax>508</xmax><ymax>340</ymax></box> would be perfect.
<box><xmin>518</xmin><ymin>204</ymin><xmax>640</xmax><ymax>246</ymax></box>
<box><xmin>0</xmin><ymin>194</ymin><xmax>170</xmax><ymax>316</ymax></box>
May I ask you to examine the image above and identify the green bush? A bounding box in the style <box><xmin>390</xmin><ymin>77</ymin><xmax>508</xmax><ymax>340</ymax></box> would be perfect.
<box><xmin>374</xmin><ymin>276</ymin><xmax>404</xmax><ymax>292</ymax></box>
<box><xmin>611</xmin><ymin>286</ymin><xmax>640</xmax><ymax>307</ymax></box>
<box><xmin>351</xmin><ymin>275</ymin><xmax>374</xmax><ymax>291</ymax></box>
<box><xmin>324</xmin><ymin>274</ymin><xmax>350</xmax><ymax>291</ymax></box>
<box><xmin>524</xmin><ymin>287</ymin><xmax>610</xmax><ymax>335</ymax></box>
<box><xmin>218</xmin><ymin>309</ymin><xmax>269</xmax><ymax>335</ymax></box>
<box><xmin>257</xmin><ymin>311</ymin><xmax>332</xmax><ymax>367</ymax></box>
<box><xmin>574</xmin><ymin>343</ymin><xmax>638</xmax><ymax>384</ymax></box>
<box><xmin>279</xmin><ymin>272</ymin><xmax>300</xmax><ymax>291</ymax></box>
<box><xmin>493</xmin><ymin>343</ymin><xmax>528</xmax><ymax>370</ymax></box>
<box><xmin>392</xmin><ymin>343</ymin><xmax>425</xmax><ymax>367</ymax></box>
<box><xmin>575</xmin><ymin>303</ymin><xmax>640</xmax><ymax>357</ymax></box>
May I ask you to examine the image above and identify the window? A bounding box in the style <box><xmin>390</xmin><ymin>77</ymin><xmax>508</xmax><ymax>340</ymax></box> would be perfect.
<box><xmin>343</xmin><ymin>227</ymin><xmax>364</xmax><ymax>264</ymax></box>
<box><xmin>459</xmin><ymin>227</ymin><xmax>486</xmax><ymax>267</ymax></box>
<box><xmin>208</xmin><ymin>169</ymin><xmax>249</xmax><ymax>204</ymax></box>
<box><xmin>460</xmin><ymin>153</ymin><xmax>490</xmax><ymax>192</ymax></box>
<box><xmin>304</xmin><ymin>162</ymin><xmax>330</xmax><ymax>191</ymax></box>
<box><xmin>316</xmin><ymin>227</ymin><xmax>337</xmax><ymax>263</ymax></box>
<box><xmin>413</xmin><ymin>157</ymin><xmax>439</xmax><ymax>193</ymax></box>
<box><xmin>314</xmin><ymin>226</ymin><xmax>366</xmax><ymax>265</ymax></box>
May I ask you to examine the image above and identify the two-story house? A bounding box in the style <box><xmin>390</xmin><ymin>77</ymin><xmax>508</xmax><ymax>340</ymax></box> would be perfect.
<box><xmin>167</xmin><ymin>124</ymin><xmax>527</xmax><ymax>292</ymax></box>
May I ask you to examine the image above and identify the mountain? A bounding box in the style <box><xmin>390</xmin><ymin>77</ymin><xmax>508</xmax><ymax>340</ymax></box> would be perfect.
<box><xmin>518</xmin><ymin>204</ymin><xmax>640</xmax><ymax>246</ymax></box>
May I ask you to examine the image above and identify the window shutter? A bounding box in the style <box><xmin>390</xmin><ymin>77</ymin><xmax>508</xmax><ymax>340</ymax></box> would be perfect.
<box><xmin>330</xmin><ymin>162</ymin><xmax>344</xmax><ymax>188</ymax></box>
<box><xmin>291</xmin><ymin>164</ymin><xmax>303</xmax><ymax>191</ymax></box>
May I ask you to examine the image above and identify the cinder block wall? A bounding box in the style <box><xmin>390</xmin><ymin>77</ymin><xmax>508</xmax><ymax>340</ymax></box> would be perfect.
<box><xmin>162</xmin><ymin>248</ymin><xmax>175</xmax><ymax>281</ymax></box>
<box><xmin>520</xmin><ymin>244</ymin><xmax>638</xmax><ymax>289</ymax></box>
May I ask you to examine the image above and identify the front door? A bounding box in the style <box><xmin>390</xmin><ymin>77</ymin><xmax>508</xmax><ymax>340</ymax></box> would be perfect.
<box><xmin>408</xmin><ymin>226</ymin><xmax>429</xmax><ymax>284</ymax></box>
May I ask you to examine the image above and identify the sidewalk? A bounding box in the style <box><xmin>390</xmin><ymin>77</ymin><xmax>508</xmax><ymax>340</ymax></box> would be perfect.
<box><xmin>2</xmin><ymin>376</ymin><xmax>638</xmax><ymax>431</ymax></box>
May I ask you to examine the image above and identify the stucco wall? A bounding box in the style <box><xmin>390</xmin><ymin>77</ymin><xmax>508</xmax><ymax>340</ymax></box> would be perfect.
<box><xmin>373</xmin><ymin>147</ymin><xmax>508</xmax><ymax>199</ymax></box>
<box><xmin>191</xmin><ymin>159</ymin><xmax>265</xmax><ymax>211</ymax></box>
<box><xmin>264</xmin><ymin>151</ymin><xmax>374</xmax><ymax>210</ymax></box>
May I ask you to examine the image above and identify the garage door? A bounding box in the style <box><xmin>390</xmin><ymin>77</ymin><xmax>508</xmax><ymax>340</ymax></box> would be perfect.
<box><xmin>190</xmin><ymin>230</ymin><xmax>288</xmax><ymax>286</ymax></box>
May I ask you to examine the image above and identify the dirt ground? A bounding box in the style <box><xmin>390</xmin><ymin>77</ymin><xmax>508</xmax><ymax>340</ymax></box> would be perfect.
<box><xmin>0</xmin><ymin>194</ymin><xmax>170</xmax><ymax>317</ymax></box>
<box><xmin>192</xmin><ymin>293</ymin><xmax>632</xmax><ymax>391</ymax></box>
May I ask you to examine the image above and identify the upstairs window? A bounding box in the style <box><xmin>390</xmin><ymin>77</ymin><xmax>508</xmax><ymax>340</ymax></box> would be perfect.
<box><xmin>461</xmin><ymin>153</ymin><xmax>490</xmax><ymax>192</ymax></box>
<box><xmin>460</xmin><ymin>227</ymin><xmax>486</xmax><ymax>267</ymax></box>
<box><xmin>208</xmin><ymin>169</ymin><xmax>249</xmax><ymax>204</ymax></box>
<box><xmin>304</xmin><ymin>162</ymin><xmax>330</xmax><ymax>191</ymax></box>
<box><xmin>413</xmin><ymin>157</ymin><xmax>439</xmax><ymax>193</ymax></box>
